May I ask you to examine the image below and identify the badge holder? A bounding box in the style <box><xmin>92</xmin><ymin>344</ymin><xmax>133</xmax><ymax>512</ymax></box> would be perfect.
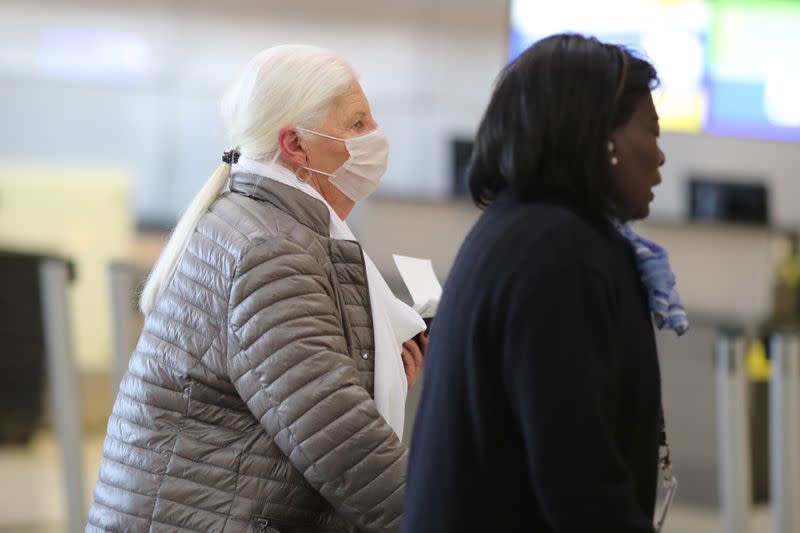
<box><xmin>655</xmin><ymin>444</ymin><xmax>678</xmax><ymax>533</ymax></box>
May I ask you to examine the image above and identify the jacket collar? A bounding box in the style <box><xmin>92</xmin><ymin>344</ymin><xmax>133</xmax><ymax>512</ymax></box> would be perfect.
<box><xmin>229</xmin><ymin>172</ymin><xmax>330</xmax><ymax>236</ymax></box>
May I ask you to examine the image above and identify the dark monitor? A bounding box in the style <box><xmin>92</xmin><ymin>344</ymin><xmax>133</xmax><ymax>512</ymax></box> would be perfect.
<box><xmin>451</xmin><ymin>138</ymin><xmax>474</xmax><ymax>198</ymax></box>
<box><xmin>689</xmin><ymin>178</ymin><xmax>769</xmax><ymax>225</ymax></box>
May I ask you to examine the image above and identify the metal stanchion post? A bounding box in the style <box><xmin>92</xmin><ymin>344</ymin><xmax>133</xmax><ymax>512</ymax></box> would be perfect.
<box><xmin>769</xmin><ymin>331</ymin><xmax>800</xmax><ymax>533</ymax></box>
<box><xmin>715</xmin><ymin>329</ymin><xmax>752</xmax><ymax>533</ymax></box>
<box><xmin>39</xmin><ymin>258</ymin><xmax>86</xmax><ymax>533</ymax></box>
<box><xmin>108</xmin><ymin>263</ymin><xmax>136</xmax><ymax>392</ymax></box>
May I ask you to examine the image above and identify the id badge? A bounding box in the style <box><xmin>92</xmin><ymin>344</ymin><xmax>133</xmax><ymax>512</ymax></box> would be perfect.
<box><xmin>654</xmin><ymin>474</ymin><xmax>678</xmax><ymax>533</ymax></box>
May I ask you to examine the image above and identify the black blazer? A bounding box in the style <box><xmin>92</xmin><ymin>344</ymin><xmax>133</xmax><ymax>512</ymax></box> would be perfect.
<box><xmin>403</xmin><ymin>191</ymin><xmax>660</xmax><ymax>533</ymax></box>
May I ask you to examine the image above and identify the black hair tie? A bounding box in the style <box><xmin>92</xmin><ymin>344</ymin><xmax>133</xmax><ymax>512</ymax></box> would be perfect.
<box><xmin>222</xmin><ymin>149</ymin><xmax>240</xmax><ymax>164</ymax></box>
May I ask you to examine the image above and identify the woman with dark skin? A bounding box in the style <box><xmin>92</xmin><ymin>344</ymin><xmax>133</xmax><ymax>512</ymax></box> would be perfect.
<box><xmin>403</xmin><ymin>33</ymin><xmax>688</xmax><ymax>533</ymax></box>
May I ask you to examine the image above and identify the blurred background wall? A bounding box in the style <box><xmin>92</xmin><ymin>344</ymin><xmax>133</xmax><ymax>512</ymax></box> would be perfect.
<box><xmin>0</xmin><ymin>0</ymin><xmax>506</xmax><ymax>224</ymax></box>
<box><xmin>3</xmin><ymin>0</ymin><xmax>799</xmax><ymax>225</ymax></box>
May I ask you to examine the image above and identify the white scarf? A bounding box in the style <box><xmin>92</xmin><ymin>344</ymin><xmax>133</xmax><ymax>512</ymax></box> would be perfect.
<box><xmin>231</xmin><ymin>157</ymin><xmax>425</xmax><ymax>439</ymax></box>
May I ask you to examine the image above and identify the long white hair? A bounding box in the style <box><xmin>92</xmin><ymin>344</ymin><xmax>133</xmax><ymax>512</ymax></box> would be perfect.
<box><xmin>139</xmin><ymin>45</ymin><xmax>357</xmax><ymax>315</ymax></box>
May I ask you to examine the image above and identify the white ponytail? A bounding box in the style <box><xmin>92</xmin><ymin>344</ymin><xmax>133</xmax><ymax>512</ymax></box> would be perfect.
<box><xmin>139</xmin><ymin>44</ymin><xmax>357</xmax><ymax>315</ymax></box>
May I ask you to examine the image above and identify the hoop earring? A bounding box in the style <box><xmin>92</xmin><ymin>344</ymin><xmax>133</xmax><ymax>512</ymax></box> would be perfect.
<box><xmin>296</xmin><ymin>167</ymin><xmax>313</xmax><ymax>183</ymax></box>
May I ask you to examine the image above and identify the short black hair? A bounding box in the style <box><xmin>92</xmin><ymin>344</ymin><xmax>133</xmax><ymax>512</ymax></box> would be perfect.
<box><xmin>468</xmin><ymin>33</ymin><xmax>659</xmax><ymax>217</ymax></box>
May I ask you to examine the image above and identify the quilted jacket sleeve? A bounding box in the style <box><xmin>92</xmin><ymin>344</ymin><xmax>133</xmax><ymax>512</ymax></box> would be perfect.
<box><xmin>228</xmin><ymin>237</ymin><xmax>407</xmax><ymax>532</ymax></box>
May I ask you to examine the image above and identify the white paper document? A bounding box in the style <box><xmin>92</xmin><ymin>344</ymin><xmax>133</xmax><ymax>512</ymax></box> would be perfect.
<box><xmin>392</xmin><ymin>254</ymin><xmax>442</xmax><ymax>319</ymax></box>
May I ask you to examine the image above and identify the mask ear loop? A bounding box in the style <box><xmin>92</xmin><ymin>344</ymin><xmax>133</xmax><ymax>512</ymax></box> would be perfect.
<box><xmin>292</xmin><ymin>127</ymin><xmax>333</xmax><ymax>184</ymax></box>
<box><xmin>297</xmin><ymin>127</ymin><xmax>345</xmax><ymax>142</ymax></box>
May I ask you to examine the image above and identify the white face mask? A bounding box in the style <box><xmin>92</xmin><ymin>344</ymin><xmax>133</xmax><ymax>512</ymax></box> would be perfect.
<box><xmin>298</xmin><ymin>126</ymin><xmax>389</xmax><ymax>202</ymax></box>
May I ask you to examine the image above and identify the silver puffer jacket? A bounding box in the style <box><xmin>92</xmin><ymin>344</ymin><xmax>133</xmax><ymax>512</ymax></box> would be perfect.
<box><xmin>87</xmin><ymin>174</ymin><xmax>407</xmax><ymax>533</ymax></box>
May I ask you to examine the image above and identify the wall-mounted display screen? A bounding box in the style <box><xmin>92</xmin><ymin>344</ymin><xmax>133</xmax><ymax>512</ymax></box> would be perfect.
<box><xmin>510</xmin><ymin>0</ymin><xmax>800</xmax><ymax>142</ymax></box>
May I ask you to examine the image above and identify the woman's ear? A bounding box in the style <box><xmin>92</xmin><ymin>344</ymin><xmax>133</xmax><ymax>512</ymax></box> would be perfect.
<box><xmin>277</xmin><ymin>125</ymin><xmax>308</xmax><ymax>167</ymax></box>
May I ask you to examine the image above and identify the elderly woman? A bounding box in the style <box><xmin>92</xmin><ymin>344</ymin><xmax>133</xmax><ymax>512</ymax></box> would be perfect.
<box><xmin>403</xmin><ymin>34</ymin><xmax>688</xmax><ymax>533</ymax></box>
<box><xmin>87</xmin><ymin>45</ymin><xmax>427</xmax><ymax>533</ymax></box>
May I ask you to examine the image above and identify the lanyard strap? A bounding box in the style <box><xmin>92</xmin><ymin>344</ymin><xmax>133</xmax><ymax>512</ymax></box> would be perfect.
<box><xmin>658</xmin><ymin>404</ymin><xmax>671</xmax><ymax>471</ymax></box>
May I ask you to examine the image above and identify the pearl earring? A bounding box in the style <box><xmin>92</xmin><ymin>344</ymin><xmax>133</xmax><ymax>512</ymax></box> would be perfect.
<box><xmin>608</xmin><ymin>141</ymin><xmax>618</xmax><ymax>166</ymax></box>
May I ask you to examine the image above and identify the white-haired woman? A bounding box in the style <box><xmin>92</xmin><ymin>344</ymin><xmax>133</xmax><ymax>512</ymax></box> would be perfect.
<box><xmin>87</xmin><ymin>45</ymin><xmax>427</xmax><ymax>533</ymax></box>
